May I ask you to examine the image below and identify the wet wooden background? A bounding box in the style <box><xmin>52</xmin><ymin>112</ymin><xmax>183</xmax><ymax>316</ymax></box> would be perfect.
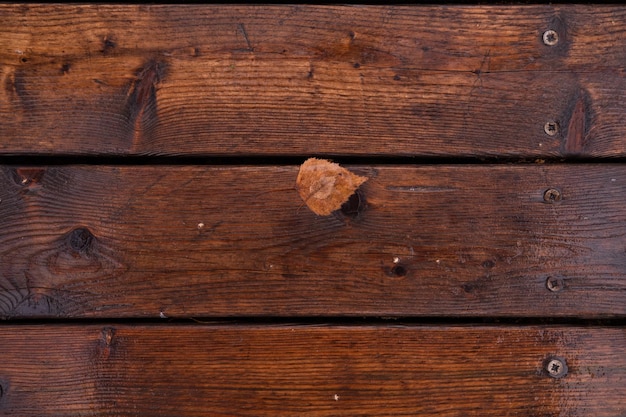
<box><xmin>0</xmin><ymin>4</ymin><xmax>625</xmax><ymax>416</ymax></box>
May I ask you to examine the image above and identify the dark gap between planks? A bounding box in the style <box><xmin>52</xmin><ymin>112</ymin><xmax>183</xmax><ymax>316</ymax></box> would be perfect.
<box><xmin>1</xmin><ymin>154</ymin><xmax>625</xmax><ymax>167</ymax></box>
<box><xmin>2</xmin><ymin>316</ymin><xmax>625</xmax><ymax>327</ymax></box>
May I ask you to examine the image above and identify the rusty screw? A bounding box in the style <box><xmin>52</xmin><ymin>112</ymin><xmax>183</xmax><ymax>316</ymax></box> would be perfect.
<box><xmin>546</xmin><ymin>276</ymin><xmax>564</xmax><ymax>292</ymax></box>
<box><xmin>543</xmin><ymin>188</ymin><xmax>562</xmax><ymax>203</ymax></box>
<box><xmin>543</xmin><ymin>30</ymin><xmax>559</xmax><ymax>46</ymax></box>
<box><xmin>546</xmin><ymin>357</ymin><xmax>568</xmax><ymax>378</ymax></box>
<box><xmin>544</xmin><ymin>121</ymin><xmax>559</xmax><ymax>136</ymax></box>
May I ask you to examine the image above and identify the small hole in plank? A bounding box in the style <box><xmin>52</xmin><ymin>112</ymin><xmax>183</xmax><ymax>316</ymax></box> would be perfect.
<box><xmin>391</xmin><ymin>264</ymin><xmax>407</xmax><ymax>277</ymax></box>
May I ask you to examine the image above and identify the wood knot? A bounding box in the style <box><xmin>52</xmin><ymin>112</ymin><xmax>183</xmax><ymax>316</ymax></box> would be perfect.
<box><xmin>67</xmin><ymin>227</ymin><xmax>94</xmax><ymax>254</ymax></box>
<box><xmin>11</xmin><ymin>168</ymin><xmax>45</xmax><ymax>190</ymax></box>
<box><xmin>99</xmin><ymin>327</ymin><xmax>117</xmax><ymax>360</ymax></box>
<box><xmin>102</xmin><ymin>327</ymin><xmax>115</xmax><ymax>347</ymax></box>
<box><xmin>338</xmin><ymin>189</ymin><xmax>367</xmax><ymax>219</ymax></box>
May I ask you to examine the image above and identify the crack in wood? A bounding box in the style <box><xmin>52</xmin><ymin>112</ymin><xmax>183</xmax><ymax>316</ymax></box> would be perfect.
<box><xmin>236</xmin><ymin>23</ymin><xmax>254</xmax><ymax>52</ymax></box>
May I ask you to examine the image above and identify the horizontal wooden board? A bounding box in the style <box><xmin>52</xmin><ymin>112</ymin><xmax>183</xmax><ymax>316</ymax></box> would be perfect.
<box><xmin>1</xmin><ymin>5</ymin><xmax>626</xmax><ymax>157</ymax></box>
<box><xmin>0</xmin><ymin>324</ymin><xmax>624</xmax><ymax>416</ymax></box>
<box><xmin>0</xmin><ymin>164</ymin><xmax>624</xmax><ymax>319</ymax></box>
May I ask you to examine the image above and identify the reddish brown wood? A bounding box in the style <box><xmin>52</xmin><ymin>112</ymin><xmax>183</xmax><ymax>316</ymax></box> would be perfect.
<box><xmin>0</xmin><ymin>6</ymin><xmax>623</xmax><ymax>417</ymax></box>
<box><xmin>0</xmin><ymin>324</ymin><xmax>624</xmax><ymax>416</ymax></box>
<box><xmin>0</xmin><ymin>164</ymin><xmax>624</xmax><ymax>319</ymax></box>
<box><xmin>1</xmin><ymin>5</ymin><xmax>626</xmax><ymax>157</ymax></box>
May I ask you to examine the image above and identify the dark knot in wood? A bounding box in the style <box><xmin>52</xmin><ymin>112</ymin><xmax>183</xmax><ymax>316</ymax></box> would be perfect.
<box><xmin>68</xmin><ymin>227</ymin><xmax>94</xmax><ymax>253</ymax></box>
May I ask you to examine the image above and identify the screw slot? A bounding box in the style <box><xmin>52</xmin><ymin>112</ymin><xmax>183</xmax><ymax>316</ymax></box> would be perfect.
<box><xmin>544</xmin><ymin>121</ymin><xmax>559</xmax><ymax>136</ymax></box>
<box><xmin>543</xmin><ymin>188</ymin><xmax>562</xmax><ymax>203</ymax></box>
<box><xmin>545</xmin><ymin>357</ymin><xmax>568</xmax><ymax>378</ymax></box>
<box><xmin>543</xmin><ymin>30</ymin><xmax>559</xmax><ymax>46</ymax></box>
<box><xmin>546</xmin><ymin>276</ymin><xmax>564</xmax><ymax>292</ymax></box>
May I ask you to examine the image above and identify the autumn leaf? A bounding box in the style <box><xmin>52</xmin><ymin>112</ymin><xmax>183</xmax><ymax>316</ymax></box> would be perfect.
<box><xmin>296</xmin><ymin>158</ymin><xmax>368</xmax><ymax>216</ymax></box>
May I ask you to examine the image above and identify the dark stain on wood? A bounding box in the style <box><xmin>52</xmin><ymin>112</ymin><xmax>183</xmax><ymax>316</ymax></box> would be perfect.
<box><xmin>0</xmin><ymin>286</ymin><xmax>70</xmax><ymax>319</ymax></box>
<box><xmin>6</xmin><ymin>68</ymin><xmax>32</xmax><ymax>111</ymax></box>
<box><xmin>543</xmin><ymin>12</ymin><xmax>570</xmax><ymax>57</ymax></box>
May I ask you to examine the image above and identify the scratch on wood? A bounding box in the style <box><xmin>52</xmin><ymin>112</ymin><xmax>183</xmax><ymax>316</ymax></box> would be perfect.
<box><xmin>565</xmin><ymin>92</ymin><xmax>587</xmax><ymax>154</ymax></box>
<box><xmin>464</xmin><ymin>50</ymin><xmax>491</xmax><ymax>121</ymax></box>
<box><xmin>386</xmin><ymin>185</ymin><xmax>458</xmax><ymax>193</ymax></box>
<box><xmin>237</xmin><ymin>23</ymin><xmax>254</xmax><ymax>52</ymax></box>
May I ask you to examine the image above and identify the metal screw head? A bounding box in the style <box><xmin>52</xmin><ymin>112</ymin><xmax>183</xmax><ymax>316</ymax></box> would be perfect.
<box><xmin>545</xmin><ymin>357</ymin><xmax>568</xmax><ymax>378</ymax></box>
<box><xmin>544</xmin><ymin>121</ymin><xmax>559</xmax><ymax>136</ymax></box>
<box><xmin>543</xmin><ymin>188</ymin><xmax>562</xmax><ymax>203</ymax></box>
<box><xmin>546</xmin><ymin>276</ymin><xmax>564</xmax><ymax>292</ymax></box>
<box><xmin>543</xmin><ymin>30</ymin><xmax>559</xmax><ymax>46</ymax></box>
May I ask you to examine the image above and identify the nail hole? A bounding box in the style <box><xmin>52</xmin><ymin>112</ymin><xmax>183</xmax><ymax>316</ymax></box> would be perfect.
<box><xmin>391</xmin><ymin>264</ymin><xmax>407</xmax><ymax>277</ymax></box>
<box><xmin>543</xmin><ymin>29</ymin><xmax>559</xmax><ymax>46</ymax></box>
<box><xmin>482</xmin><ymin>259</ymin><xmax>495</xmax><ymax>269</ymax></box>
<box><xmin>353</xmin><ymin>62</ymin><xmax>361</xmax><ymax>69</ymax></box>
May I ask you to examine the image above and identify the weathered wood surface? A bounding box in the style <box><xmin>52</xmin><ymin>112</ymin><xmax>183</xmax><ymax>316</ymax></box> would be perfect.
<box><xmin>0</xmin><ymin>325</ymin><xmax>624</xmax><ymax>416</ymax></box>
<box><xmin>1</xmin><ymin>5</ymin><xmax>626</xmax><ymax>157</ymax></box>
<box><xmin>1</xmin><ymin>164</ymin><xmax>624</xmax><ymax>319</ymax></box>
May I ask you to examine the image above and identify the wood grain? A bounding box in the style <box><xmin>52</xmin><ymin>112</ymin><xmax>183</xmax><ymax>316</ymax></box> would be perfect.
<box><xmin>1</xmin><ymin>164</ymin><xmax>624</xmax><ymax>319</ymax></box>
<box><xmin>0</xmin><ymin>324</ymin><xmax>624</xmax><ymax>416</ymax></box>
<box><xmin>1</xmin><ymin>5</ymin><xmax>626</xmax><ymax>157</ymax></box>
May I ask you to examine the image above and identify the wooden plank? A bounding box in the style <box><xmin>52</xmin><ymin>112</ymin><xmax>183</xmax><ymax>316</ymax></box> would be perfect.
<box><xmin>0</xmin><ymin>324</ymin><xmax>624</xmax><ymax>416</ymax></box>
<box><xmin>0</xmin><ymin>164</ymin><xmax>624</xmax><ymax>319</ymax></box>
<box><xmin>1</xmin><ymin>5</ymin><xmax>626</xmax><ymax>157</ymax></box>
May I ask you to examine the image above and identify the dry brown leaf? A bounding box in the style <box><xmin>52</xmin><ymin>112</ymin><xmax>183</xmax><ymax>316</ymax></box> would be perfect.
<box><xmin>296</xmin><ymin>158</ymin><xmax>368</xmax><ymax>216</ymax></box>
